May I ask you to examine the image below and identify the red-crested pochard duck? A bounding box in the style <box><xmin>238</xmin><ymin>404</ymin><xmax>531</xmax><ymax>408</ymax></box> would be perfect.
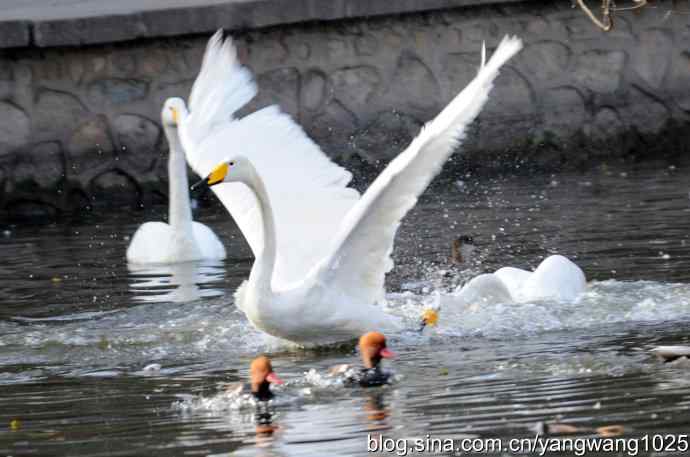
<box><xmin>227</xmin><ymin>355</ymin><xmax>284</xmax><ymax>401</ymax></box>
<box><xmin>331</xmin><ymin>332</ymin><xmax>396</xmax><ymax>387</ymax></box>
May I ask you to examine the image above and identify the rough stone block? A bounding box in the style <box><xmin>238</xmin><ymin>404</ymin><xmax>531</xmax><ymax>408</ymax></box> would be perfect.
<box><xmin>67</xmin><ymin>116</ymin><xmax>114</xmax><ymax>176</ymax></box>
<box><xmin>522</xmin><ymin>41</ymin><xmax>571</xmax><ymax>81</ymax></box>
<box><xmin>573</xmin><ymin>50</ymin><xmax>626</xmax><ymax>93</ymax></box>
<box><xmin>0</xmin><ymin>101</ymin><xmax>30</xmax><ymax>156</ymax></box>
<box><xmin>634</xmin><ymin>29</ymin><xmax>672</xmax><ymax>88</ymax></box>
<box><xmin>250</xmin><ymin>68</ymin><xmax>301</xmax><ymax>118</ymax></box>
<box><xmin>331</xmin><ymin>66</ymin><xmax>382</xmax><ymax>115</ymax></box>
<box><xmin>13</xmin><ymin>142</ymin><xmax>65</xmax><ymax>189</ymax></box>
<box><xmin>34</xmin><ymin>90</ymin><xmax>89</xmax><ymax>140</ymax></box>
<box><xmin>113</xmin><ymin>114</ymin><xmax>161</xmax><ymax>172</ymax></box>
<box><xmin>541</xmin><ymin>87</ymin><xmax>588</xmax><ymax>137</ymax></box>
<box><xmin>90</xmin><ymin>170</ymin><xmax>140</xmax><ymax>204</ymax></box>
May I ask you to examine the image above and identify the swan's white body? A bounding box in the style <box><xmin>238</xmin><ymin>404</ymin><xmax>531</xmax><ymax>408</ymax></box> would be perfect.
<box><xmin>494</xmin><ymin>266</ymin><xmax>532</xmax><ymax>295</ymax></box>
<box><xmin>177</xmin><ymin>31</ymin><xmax>523</xmax><ymax>345</ymax></box>
<box><xmin>452</xmin><ymin>273</ymin><xmax>514</xmax><ymax>311</ymax></box>
<box><xmin>520</xmin><ymin>255</ymin><xmax>587</xmax><ymax>301</ymax></box>
<box><xmin>451</xmin><ymin>255</ymin><xmax>587</xmax><ymax>307</ymax></box>
<box><xmin>126</xmin><ymin>102</ymin><xmax>226</xmax><ymax>264</ymax></box>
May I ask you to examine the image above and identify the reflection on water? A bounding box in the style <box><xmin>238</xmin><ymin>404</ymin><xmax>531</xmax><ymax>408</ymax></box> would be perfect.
<box><xmin>2</xmin><ymin>163</ymin><xmax>690</xmax><ymax>456</ymax></box>
<box><xmin>128</xmin><ymin>260</ymin><xmax>226</xmax><ymax>303</ymax></box>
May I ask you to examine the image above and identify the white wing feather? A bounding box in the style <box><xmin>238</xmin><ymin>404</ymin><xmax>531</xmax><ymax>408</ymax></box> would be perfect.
<box><xmin>317</xmin><ymin>36</ymin><xmax>523</xmax><ymax>305</ymax></box>
<box><xmin>188</xmin><ymin>107</ymin><xmax>360</xmax><ymax>288</ymax></box>
<box><xmin>180</xmin><ymin>33</ymin><xmax>360</xmax><ymax>288</ymax></box>
<box><xmin>183</xmin><ymin>30</ymin><xmax>257</xmax><ymax>148</ymax></box>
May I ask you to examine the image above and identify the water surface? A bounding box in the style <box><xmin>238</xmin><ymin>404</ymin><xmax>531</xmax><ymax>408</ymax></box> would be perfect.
<box><xmin>2</xmin><ymin>163</ymin><xmax>690</xmax><ymax>456</ymax></box>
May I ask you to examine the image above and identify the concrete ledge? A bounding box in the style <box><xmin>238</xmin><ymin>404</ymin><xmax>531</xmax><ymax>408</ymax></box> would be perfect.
<box><xmin>2</xmin><ymin>0</ymin><xmax>524</xmax><ymax>48</ymax></box>
<box><xmin>0</xmin><ymin>20</ymin><xmax>30</xmax><ymax>48</ymax></box>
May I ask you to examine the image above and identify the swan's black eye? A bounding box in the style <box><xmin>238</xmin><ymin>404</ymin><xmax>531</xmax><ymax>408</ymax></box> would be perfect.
<box><xmin>229</xmin><ymin>161</ymin><xmax>235</xmax><ymax>166</ymax></box>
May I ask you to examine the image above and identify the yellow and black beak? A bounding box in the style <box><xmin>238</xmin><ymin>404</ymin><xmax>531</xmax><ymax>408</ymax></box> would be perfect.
<box><xmin>191</xmin><ymin>162</ymin><xmax>229</xmax><ymax>191</ymax></box>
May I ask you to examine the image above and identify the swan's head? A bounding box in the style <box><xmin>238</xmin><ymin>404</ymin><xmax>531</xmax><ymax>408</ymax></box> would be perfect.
<box><xmin>250</xmin><ymin>355</ymin><xmax>283</xmax><ymax>396</ymax></box>
<box><xmin>162</xmin><ymin>97</ymin><xmax>187</xmax><ymax>127</ymax></box>
<box><xmin>191</xmin><ymin>156</ymin><xmax>252</xmax><ymax>190</ymax></box>
<box><xmin>359</xmin><ymin>332</ymin><xmax>395</xmax><ymax>369</ymax></box>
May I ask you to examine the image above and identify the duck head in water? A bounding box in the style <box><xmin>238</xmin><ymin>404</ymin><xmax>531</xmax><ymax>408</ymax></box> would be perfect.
<box><xmin>356</xmin><ymin>332</ymin><xmax>396</xmax><ymax>387</ymax></box>
<box><xmin>250</xmin><ymin>355</ymin><xmax>284</xmax><ymax>401</ymax></box>
<box><xmin>359</xmin><ymin>332</ymin><xmax>395</xmax><ymax>369</ymax></box>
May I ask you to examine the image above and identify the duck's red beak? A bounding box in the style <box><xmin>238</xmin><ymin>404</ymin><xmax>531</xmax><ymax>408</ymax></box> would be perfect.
<box><xmin>266</xmin><ymin>372</ymin><xmax>284</xmax><ymax>385</ymax></box>
<box><xmin>379</xmin><ymin>348</ymin><xmax>396</xmax><ymax>359</ymax></box>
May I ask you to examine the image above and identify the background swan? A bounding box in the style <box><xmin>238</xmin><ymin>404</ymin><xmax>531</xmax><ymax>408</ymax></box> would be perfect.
<box><xmin>175</xmin><ymin>31</ymin><xmax>522</xmax><ymax>345</ymax></box>
<box><xmin>126</xmin><ymin>99</ymin><xmax>226</xmax><ymax>264</ymax></box>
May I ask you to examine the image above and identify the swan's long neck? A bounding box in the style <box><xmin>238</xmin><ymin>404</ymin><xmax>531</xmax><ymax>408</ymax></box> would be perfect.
<box><xmin>165</xmin><ymin>124</ymin><xmax>194</xmax><ymax>236</ymax></box>
<box><xmin>244</xmin><ymin>165</ymin><xmax>277</xmax><ymax>296</ymax></box>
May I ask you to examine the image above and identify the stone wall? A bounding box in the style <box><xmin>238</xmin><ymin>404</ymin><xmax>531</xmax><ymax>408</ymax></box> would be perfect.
<box><xmin>0</xmin><ymin>0</ymin><xmax>689</xmax><ymax>218</ymax></box>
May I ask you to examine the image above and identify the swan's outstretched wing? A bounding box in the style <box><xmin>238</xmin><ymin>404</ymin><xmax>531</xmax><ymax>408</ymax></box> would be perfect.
<box><xmin>316</xmin><ymin>36</ymin><xmax>523</xmax><ymax>305</ymax></box>
<box><xmin>180</xmin><ymin>32</ymin><xmax>360</xmax><ymax>288</ymax></box>
<box><xmin>182</xmin><ymin>30</ymin><xmax>257</xmax><ymax>148</ymax></box>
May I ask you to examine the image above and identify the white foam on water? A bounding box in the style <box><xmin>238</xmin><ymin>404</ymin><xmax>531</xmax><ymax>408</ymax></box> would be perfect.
<box><xmin>174</xmin><ymin>389</ymin><xmax>260</xmax><ymax>413</ymax></box>
<box><xmin>403</xmin><ymin>279</ymin><xmax>690</xmax><ymax>339</ymax></box>
<box><xmin>2</xmin><ymin>274</ymin><xmax>690</xmax><ymax>384</ymax></box>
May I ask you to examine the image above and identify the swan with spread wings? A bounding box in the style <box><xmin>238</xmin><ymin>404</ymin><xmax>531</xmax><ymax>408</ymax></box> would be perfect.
<box><xmin>170</xmin><ymin>31</ymin><xmax>522</xmax><ymax>345</ymax></box>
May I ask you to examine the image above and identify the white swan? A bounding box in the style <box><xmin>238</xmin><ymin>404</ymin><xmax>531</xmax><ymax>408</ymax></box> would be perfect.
<box><xmin>174</xmin><ymin>31</ymin><xmax>522</xmax><ymax>345</ymax></box>
<box><xmin>495</xmin><ymin>255</ymin><xmax>587</xmax><ymax>302</ymax></box>
<box><xmin>126</xmin><ymin>98</ymin><xmax>226</xmax><ymax>264</ymax></box>
<box><xmin>493</xmin><ymin>266</ymin><xmax>532</xmax><ymax>295</ymax></box>
<box><xmin>450</xmin><ymin>255</ymin><xmax>587</xmax><ymax>309</ymax></box>
<box><xmin>520</xmin><ymin>255</ymin><xmax>587</xmax><ymax>301</ymax></box>
<box><xmin>449</xmin><ymin>273</ymin><xmax>515</xmax><ymax>311</ymax></box>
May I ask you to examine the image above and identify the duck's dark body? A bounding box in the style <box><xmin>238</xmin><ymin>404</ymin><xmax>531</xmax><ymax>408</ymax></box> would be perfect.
<box><xmin>252</xmin><ymin>381</ymin><xmax>274</xmax><ymax>401</ymax></box>
<box><xmin>345</xmin><ymin>367</ymin><xmax>392</xmax><ymax>388</ymax></box>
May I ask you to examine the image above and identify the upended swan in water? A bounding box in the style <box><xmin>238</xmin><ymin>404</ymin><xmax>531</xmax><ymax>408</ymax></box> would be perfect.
<box><xmin>498</xmin><ymin>255</ymin><xmax>587</xmax><ymax>302</ymax></box>
<box><xmin>449</xmin><ymin>255</ymin><xmax>587</xmax><ymax>310</ymax></box>
<box><xmin>126</xmin><ymin>99</ymin><xmax>226</xmax><ymax>264</ymax></box>
<box><xmin>173</xmin><ymin>31</ymin><xmax>522</xmax><ymax>345</ymax></box>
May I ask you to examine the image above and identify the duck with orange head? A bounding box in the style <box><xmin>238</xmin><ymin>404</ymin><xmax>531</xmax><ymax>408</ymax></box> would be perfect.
<box><xmin>226</xmin><ymin>355</ymin><xmax>284</xmax><ymax>402</ymax></box>
<box><xmin>331</xmin><ymin>332</ymin><xmax>396</xmax><ymax>387</ymax></box>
